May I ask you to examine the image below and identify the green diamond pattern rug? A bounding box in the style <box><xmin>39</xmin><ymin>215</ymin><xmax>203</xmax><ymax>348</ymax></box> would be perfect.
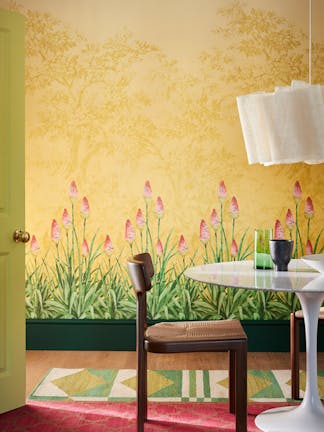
<box><xmin>29</xmin><ymin>369</ymin><xmax>324</xmax><ymax>402</ymax></box>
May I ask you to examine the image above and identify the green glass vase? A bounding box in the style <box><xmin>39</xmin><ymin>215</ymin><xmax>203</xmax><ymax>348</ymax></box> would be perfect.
<box><xmin>254</xmin><ymin>228</ymin><xmax>274</xmax><ymax>270</ymax></box>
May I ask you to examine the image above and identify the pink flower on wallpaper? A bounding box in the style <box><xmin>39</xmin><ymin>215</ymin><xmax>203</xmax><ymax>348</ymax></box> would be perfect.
<box><xmin>231</xmin><ymin>239</ymin><xmax>238</xmax><ymax>257</ymax></box>
<box><xmin>82</xmin><ymin>239</ymin><xmax>89</xmax><ymax>256</ymax></box>
<box><xmin>80</xmin><ymin>197</ymin><xmax>90</xmax><ymax>219</ymax></box>
<box><xmin>62</xmin><ymin>208</ymin><xmax>72</xmax><ymax>230</ymax></box>
<box><xmin>156</xmin><ymin>239</ymin><xmax>163</xmax><ymax>257</ymax></box>
<box><xmin>217</xmin><ymin>180</ymin><xmax>227</xmax><ymax>202</ymax></box>
<box><xmin>125</xmin><ymin>219</ymin><xmax>135</xmax><ymax>243</ymax></box>
<box><xmin>155</xmin><ymin>196</ymin><xmax>164</xmax><ymax>219</ymax></box>
<box><xmin>199</xmin><ymin>219</ymin><xmax>210</xmax><ymax>243</ymax></box>
<box><xmin>178</xmin><ymin>234</ymin><xmax>188</xmax><ymax>255</ymax></box>
<box><xmin>285</xmin><ymin>209</ymin><xmax>295</xmax><ymax>231</ymax></box>
<box><xmin>143</xmin><ymin>180</ymin><xmax>153</xmax><ymax>201</ymax></box>
<box><xmin>136</xmin><ymin>208</ymin><xmax>145</xmax><ymax>230</ymax></box>
<box><xmin>304</xmin><ymin>196</ymin><xmax>314</xmax><ymax>219</ymax></box>
<box><xmin>104</xmin><ymin>235</ymin><xmax>113</xmax><ymax>254</ymax></box>
<box><xmin>274</xmin><ymin>219</ymin><xmax>284</xmax><ymax>239</ymax></box>
<box><xmin>30</xmin><ymin>235</ymin><xmax>40</xmax><ymax>255</ymax></box>
<box><xmin>69</xmin><ymin>180</ymin><xmax>78</xmax><ymax>201</ymax></box>
<box><xmin>210</xmin><ymin>209</ymin><xmax>220</xmax><ymax>230</ymax></box>
<box><xmin>229</xmin><ymin>196</ymin><xmax>239</xmax><ymax>219</ymax></box>
<box><xmin>305</xmin><ymin>240</ymin><xmax>313</xmax><ymax>255</ymax></box>
<box><xmin>293</xmin><ymin>181</ymin><xmax>302</xmax><ymax>202</ymax></box>
<box><xmin>51</xmin><ymin>219</ymin><xmax>60</xmax><ymax>243</ymax></box>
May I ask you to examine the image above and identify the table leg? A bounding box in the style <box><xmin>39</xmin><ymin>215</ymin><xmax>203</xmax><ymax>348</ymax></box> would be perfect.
<box><xmin>255</xmin><ymin>291</ymin><xmax>324</xmax><ymax>432</ymax></box>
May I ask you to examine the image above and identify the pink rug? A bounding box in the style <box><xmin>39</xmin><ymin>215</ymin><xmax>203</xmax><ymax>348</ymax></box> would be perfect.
<box><xmin>0</xmin><ymin>401</ymin><xmax>297</xmax><ymax>431</ymax></box>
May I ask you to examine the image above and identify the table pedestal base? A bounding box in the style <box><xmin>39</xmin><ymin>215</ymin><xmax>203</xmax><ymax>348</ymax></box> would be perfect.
<box><xmin>255</xmin><ymin>403</ymin><xmax>324</xmax><ymax>432</ymax></box>
<box><xmin>256</xmin><ymin>289</ymin><xmax>324</xmax><ymax>432</ymax></box>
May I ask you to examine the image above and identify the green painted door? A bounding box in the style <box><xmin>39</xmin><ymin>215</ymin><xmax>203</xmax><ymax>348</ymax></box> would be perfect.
<box><xmin>0</xmin><ymin>9</ymin><xmax>26</xmax><ymax>413</ymax></box>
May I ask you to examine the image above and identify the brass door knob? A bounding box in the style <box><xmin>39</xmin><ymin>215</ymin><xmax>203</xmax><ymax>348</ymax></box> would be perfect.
<box><xmin>13</xmin><ymin>229</ymin><xmax>30</xmax><ymax>243</ymax></box>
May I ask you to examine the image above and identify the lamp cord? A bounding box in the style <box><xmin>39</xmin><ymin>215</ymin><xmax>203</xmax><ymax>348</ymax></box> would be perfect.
<box><xmin>309</xmin><ymin>0</ymin><xmax>312</xmax><ymax>84</ymax></box>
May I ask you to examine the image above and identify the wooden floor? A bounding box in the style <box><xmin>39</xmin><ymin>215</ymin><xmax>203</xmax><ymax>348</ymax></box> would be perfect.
<box><xmin>26</xmin><ymin>350</ymin><xmax>324</xmax><ymax>396</ymax></box>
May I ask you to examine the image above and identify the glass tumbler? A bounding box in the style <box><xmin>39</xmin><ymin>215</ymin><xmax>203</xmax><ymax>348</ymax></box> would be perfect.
<box><xmin>254</xmin><ymin>228</ymin><xmax>274</xmax><ymax>270</ymax></box>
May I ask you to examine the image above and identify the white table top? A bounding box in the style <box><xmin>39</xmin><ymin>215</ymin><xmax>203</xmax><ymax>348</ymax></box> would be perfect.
<box><xmin>184</xmin><ymin>259</ymin><xmax>324</xmax><ymax>293</ymax></box>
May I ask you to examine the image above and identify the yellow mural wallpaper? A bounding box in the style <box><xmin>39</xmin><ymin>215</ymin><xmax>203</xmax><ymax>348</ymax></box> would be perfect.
<box><xmin>1</xmin><ymin>0</ymin><xmax>323</xmax><ymax>319</ymax></box>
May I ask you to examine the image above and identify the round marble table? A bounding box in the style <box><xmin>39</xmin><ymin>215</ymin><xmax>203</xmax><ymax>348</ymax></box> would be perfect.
<box><xmin>184</xmin><ymin>259</ymin><xmax>324</xmax><ymax>432</ymax></box>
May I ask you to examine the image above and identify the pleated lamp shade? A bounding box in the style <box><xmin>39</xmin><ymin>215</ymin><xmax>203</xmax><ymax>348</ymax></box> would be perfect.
<box><xmin>237</xmin><ymin>80</ymin><xmax>324</xmax><ymax>166</ymax></box>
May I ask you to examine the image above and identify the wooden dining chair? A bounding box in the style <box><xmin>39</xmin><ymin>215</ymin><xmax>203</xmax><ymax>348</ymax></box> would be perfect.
<box><xmin>127</xmin><ymin>252</ymin><xmax>248</xmax><ymax>432</ymax></box>
<box><xmin>290</xmin><ymin>307</ymin><xmax>324</xmax><ymax>399</ymax></box>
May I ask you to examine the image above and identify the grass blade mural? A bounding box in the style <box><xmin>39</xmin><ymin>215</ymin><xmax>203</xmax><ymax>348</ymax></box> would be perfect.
<box><xmin>26</xmin><ymin>180</ymin><xmax>323</xmax><ymax>320</ymax></box>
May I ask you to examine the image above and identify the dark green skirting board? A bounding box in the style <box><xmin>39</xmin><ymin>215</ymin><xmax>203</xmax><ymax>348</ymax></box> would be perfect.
<box><xmin>26</xmin><ymin>319</ymin><xmax>324</xmax><ymax>352</ymax></box>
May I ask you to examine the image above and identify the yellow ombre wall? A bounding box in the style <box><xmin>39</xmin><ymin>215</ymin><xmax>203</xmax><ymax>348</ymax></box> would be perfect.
<box><xmin>2</xmin><ymin>0</ymin><xmax>324</xmax><ymax>262</ymax></box>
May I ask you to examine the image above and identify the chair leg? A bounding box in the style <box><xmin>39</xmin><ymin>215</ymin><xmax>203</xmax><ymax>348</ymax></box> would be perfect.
<box><xmin>290</xmin><ymin>312</ymin><xmax>300</xmax><ymax>400</ymax></box>
<box><xmin>229</xmin><ymin>349</ymin><xmax>236</xmax><ymax>414</ymax></box>
<box><xmin>143</xmin><ymin>350</ymin><xmax>148</xmax><ymax>421</ymax></box>
<box><xmin>137</xmin><ymin>348</ymin><xmax>147</xmax><ymax>432</ymax></box>
<box><xmin>235</xmin><ymin>342</ymin><xmax>247</xmax><ymax>432</ymax></box>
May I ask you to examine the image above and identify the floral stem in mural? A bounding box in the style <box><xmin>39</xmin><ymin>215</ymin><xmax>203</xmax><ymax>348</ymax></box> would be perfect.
<box><xmin>204</xmin><ymin>243</ymin><xmax>209</xmax><ymax>263</ymax></box>
<box><xmin>65</xmin><ymin>231</ymin><xmax>69</xmax><ymax>258</ymax></box>
<box><xmin>178</xmin><ymin>235</ymin><xmax>188</xmax><ymax>270</ymax></box>
<box><xmin>304</xmin><ymin>196</ymin><xmax>314</xmax><ymax>243</ymax></box>
<box><xmin>218</xmin><ymin>181</ymin><xmax>229</xmax><ymax>261</ymax></box>
<box><xmin>125</xmin><ymin>219</ymin><xmax>135</xmax><ymax>256</ymax></box>
<box><xmin>140</xmin><ymin>231</ymin><xmax>144</xmax><ymax>252</ymax></box>
<box><xmin>210</xmin><ymin>209</ymin><xmax>220</xmax><ymax>262</ymax></box>
<box><xmin>145</xmin><ymin>201</ymin><xmax>149</xmax><ymax>252</ymax></box>
<box><xmin>295</xmin><ymin>219</ymin><xmax>304</xmax><ymax>257</ymax></box>
<box><xmin>157</xmin><ymin>218</ymin><xmax>161</xmax><ymax>245</ymax></box>
<box><xmin>285</xmin><ymin>209</ymin><xmax>294</xmax><ymax>243</ymax></box>
<box><xmin>51</xmin><ymin>219</ymin><xmax>61</xmax><ymax>260</ymax></box>
<box><xmin>293</xmin><ymin>181</ymin><xmax>303</xmax><ymax>258</ymax></box>
<box><xmin>199</xmin><ymin>219</ymin><xmax>210</xmax><ymax>264</ymax></box>
<box><xmin>231</xmin><ymin>239</ymin><xmax>238</xmax><ymax>261</ymax></box>
<box><xmin>313</xmin><ymin>229</ymin><xmax>324</xmax><ymax>253</ymax></box>
<box><xmin>143</xmin><ymin>181</ymin><xmax>153</xmax><ymax>252</ymax></box>
<box><xmin>83</xmin><ymin>219</ymin><xmax>86</xmax><ymax>242</ymax></box>
<box><xmin>222</xmin><ymin>224</ymin><xmax>229</xmax><ymax>261</ymax></box>
<box><xmin>155</xmin><ymin>196</ymin><xmax>164</xmax><ymax>245</ymax></box>
<box><xmin>81</xmin><ymin>196</ymin><xmax>90</xmax><ymax>242</ymax></box>
<box><xmin>232</xmin><ymin>219</ymin><xmax>235</xmax><ymax>243</ymax></box>
<box><xmin>69</xmin><ymin>181</ymin><xmax>78</xmax><ymax>268</ymax></box>
<box><xmin>214</xmin><ymin>231</ymin><xmax>219</xmax><ymax>262</ymax></box>
<box><xmin>71</xmin><ymin>203</ymin><xmax>75</xmax><ymax>267</ymax></box>
<box><xmin>56</xmin><ymin>242</ymin><xmax>60</xmax><ymax>259</ymax></box>
<box><xmin>237</xmin><ymin>228</ymin><xmax>253</xmax><ymax>260</ymax></box>
<box><xmin>148</xmin><ymin>234</ymin><xmax>176</xmax><ymax>320</ymax></box>
<box><xmin>220</xmin><ymin>214</ymin><xmax>229</xmax><ymax>261</ymax></box>
<box><xmin>230</xmin><ymin>196</ymin><xmax>237</xmax><ymax>241</ymax></box>
<box><xmin>220</xmin><ymin>202</ymin><xmax>224</xmax><ymax>261</ymax></box>
<box><xmin>136</xmin><ymin>208</ymin><xmax>145</xmax><ymax>252</ymax></box>
<box><xmin>294</xmin><ymin>202</ymin><xmax>299</xmax><ymax>257</ymax></box>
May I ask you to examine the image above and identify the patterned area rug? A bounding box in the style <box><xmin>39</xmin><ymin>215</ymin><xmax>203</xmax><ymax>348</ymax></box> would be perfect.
<box><xmin>29</xmin><ymin>369</ymin><xmax>324</xmax><ymax>402</ymax></box>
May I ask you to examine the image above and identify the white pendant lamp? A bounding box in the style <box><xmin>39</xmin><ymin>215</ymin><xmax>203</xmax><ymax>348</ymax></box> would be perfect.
<box><xmin>236</xmin><ymin>0</ymin><xmax>324</xmax><ymax>166</ymax></box>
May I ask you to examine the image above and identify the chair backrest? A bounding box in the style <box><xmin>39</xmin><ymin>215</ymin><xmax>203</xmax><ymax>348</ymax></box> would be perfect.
<box><xmin>127</xmin><ymin>253</ymin><xmax>155</xmax><ymax>350</ymax></box>
<box><xmin>127</xmin><ymin>253</ymin><xmax>154</xmax><ymax>293</ymax></box>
